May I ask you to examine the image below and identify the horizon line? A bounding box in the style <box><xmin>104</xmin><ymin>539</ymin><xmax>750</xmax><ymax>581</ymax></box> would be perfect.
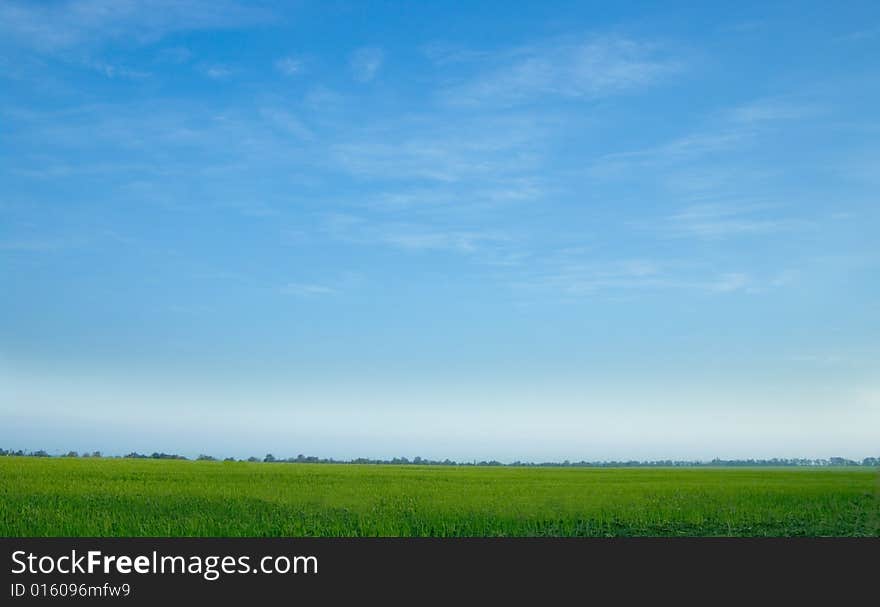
<box><xmin>4</xmin><ymin>448</ymin><xmax>878</xmax><ymax>468</ymax></box>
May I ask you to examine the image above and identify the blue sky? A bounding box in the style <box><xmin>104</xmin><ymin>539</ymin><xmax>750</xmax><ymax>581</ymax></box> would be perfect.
<box><xmin>1</xmin><ymin>1</ymin><xmax>879</xmax><ymax>461</ymax></box>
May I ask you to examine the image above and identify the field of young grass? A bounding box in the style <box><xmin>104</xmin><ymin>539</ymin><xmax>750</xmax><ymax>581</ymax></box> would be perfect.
<box><xmin>1</xmin><ymin>457</ymin><xmax>877</xmax><ymax>536</ymax></box>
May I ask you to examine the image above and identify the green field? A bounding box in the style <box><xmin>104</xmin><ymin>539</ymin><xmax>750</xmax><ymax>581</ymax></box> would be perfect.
<box><xmin>1</xmin><ymin>457</ymin><xmax>877</xmax><ymax>536</ymax></box>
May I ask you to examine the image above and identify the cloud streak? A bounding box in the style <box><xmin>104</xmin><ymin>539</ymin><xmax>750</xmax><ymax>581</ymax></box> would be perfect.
<box><xmin>275</xmin><ymin>56</ymin><xmax>305</xmax><ymax>77</ymax></box>
<box><xmin>656</xmin><ymin>203</ymin><xmax>805</xmax><ymax>240</ymax></box>
<box><xmin>281</xmin><ymin>282</ymin><xmax>338</xmax><ymax>297</ymax></box>
<box><xmin>511</xmin><ymin>255</ymin><xmax>769</xmax><ymax>298</ymax></box>
<box><xmin>350</xmin><ymin>47</ymin><xmax>384</xmax><ymax>82</ymax></box>
<box><xmin>0</xmin><ymin>0</ymin><xmax>272</xmax><ymax>52</ymax></box>
<box><xmin>439</xmin><ymin>35</ymin><xmax>682</xmax><ymax>107</ymax></box>
<box><xmin>322</xmin><ymin>213</ymin><xmax>511</xmax><ymax>255</ymax></box>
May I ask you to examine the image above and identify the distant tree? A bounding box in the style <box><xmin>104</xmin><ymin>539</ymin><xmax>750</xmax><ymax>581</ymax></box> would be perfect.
<box><xmin>829</xmin><ymin>457</ymin><xmax>858</xmax><ymax>466</ymax></box>
<box><xmin>3</xmin><ymin>445</ymin><xmax>876</xmax><ymax>468</ymax></box>
<box><xmin>148</xmin><ymin>452</ymin><xmax>186</xmax><ymax>460</ymax></box>
<box><xmin>196</xmin><ymin>454</ymin><xmax>216</xmax><ymax>461</ymax></box>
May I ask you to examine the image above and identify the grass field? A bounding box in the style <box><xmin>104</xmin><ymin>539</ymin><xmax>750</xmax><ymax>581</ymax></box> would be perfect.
<box><xmin>1</xmin><ymin>457</ymin><xmax>877</xmax><ymax>536</ymax></box>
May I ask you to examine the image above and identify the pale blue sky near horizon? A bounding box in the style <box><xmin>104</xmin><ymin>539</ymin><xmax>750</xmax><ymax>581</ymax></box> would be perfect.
<box><xmin>1</xmin><ymin>1</ymin><xmax>879</xmax><ymax>461</ymax></box>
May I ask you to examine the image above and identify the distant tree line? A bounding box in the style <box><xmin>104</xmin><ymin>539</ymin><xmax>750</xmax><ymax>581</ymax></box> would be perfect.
<box><xmin>122</xmin><ymin>451</ymin><xmax>189</xmax><ymax>460</ymax></box>
<box><xmin>1</xmin><ymin>447</ymin><xmax>878</xmax><ymax>468</ymax></box>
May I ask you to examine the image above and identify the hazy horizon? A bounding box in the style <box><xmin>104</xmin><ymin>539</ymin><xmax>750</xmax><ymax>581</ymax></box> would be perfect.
<box><xmin>2</xmin><ymin>1</ymin><xmax>879</xmax><ymax>461</ymax></box>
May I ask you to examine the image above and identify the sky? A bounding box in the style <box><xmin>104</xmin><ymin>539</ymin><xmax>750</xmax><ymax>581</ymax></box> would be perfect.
<box><xmin>1</xmin><ymin>1</ymin><xmax>879</xmax><ymax>461</ymax></box>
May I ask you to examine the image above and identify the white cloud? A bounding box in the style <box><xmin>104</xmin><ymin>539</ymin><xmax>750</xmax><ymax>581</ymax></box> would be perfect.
<box><xmin>330</xmin><ymin>114</ymin><xmax>548</xmax><ymax>183</ymax></box>
<box><xmin>85</xmin><ymin>60</ymin><xmax>151</xmax><ymax>79</ymax></box>
<box><xmin>710</xmin><ymin>272</ymin><xmax>751</xmax><ymax>293</ymax></box>
<box><xmin>590</xmin><ymin>97</ymin><xmax>822</xmax><ymax>179</ymax></box>
<box><xmin>303</xmin><ymin>85</ymin><xmax>345</xmax><ymax>110</ymax></box>
<box><xmin>275</xmin><ymin>56</ymin><xmax>305</xmax><ymax>77</ymax></box>
<box><xmin>512</xmin><ymin>253</ymin><xmax>766</xmax><ymax>298</ymax></box>
<box><xmin>837</xmin><ymin>26</ymin><xmax>880</xmax><ymax>42</ymax></box>
<box><xmin>281</xmin><ymin>283</ymin><xmax>337</xmax><ymax>297</ymax></box>
<box><xmin>382</xmin><ymin>229</ymin><xmax>501</xmax><ymax>253</ymax></box>
<box><xmin>421</xmin><ymin>42</ymin><xmax>493</xmax><ymax>65</ymax></box>
<box><xmin>658</xmin><ymin>203</ymin><xmax>803</xmax><ymax>240</ymax></box>
<box><xmin>590</xmin><ymin>131</ymin><xmax>747</xmax><ymax>178</ymax></box>
<box><xmin>519</xmin><ymin>258</ymin><xmax>670</xmax><ymax>295</ymax></box>
<box><xmin>155</xmin><ymin>46</ymin><xmax>193</xmax><ymax>64</ymax></box>
<box><xmin>0</xmin><ymin>0</ymin><xmax>272</xmax><ymax>52</ymax></box>
<box><xmin>332</xmin><ymin>140</ymin><xmax>529</xmax><ymax>182</ymax></box>
<box><xmin>260</xmin><ymin>108</ymin><xmax>313</xmax><ymax>140</ymax></box>
<box><xmin>200</xmin><ymin>64</ymin><xmax>233</xmax><ymax>80</ymax></box>
<box><xmin>729</xmin><ymin>99</ymin><xmax>819</xmax><ymax>124</ymax></box>
<box><xmin>0</xmin><ymin>238</ymin><xmax>79</xmax><ymax>252</ymax></box>
<box><xmin>322</xmin><ymin>213</ymin><xmax>509</xmax><ymax>255</ymax></box>
<box><xmin>350</xmin><ymin>47</ymin><xmax>384</xmax><ymax>82</ymax></box>
<box><xmin>439</xmin><ymin>35</ymin><xmax>681</xmax><ymax>107</ymax></box>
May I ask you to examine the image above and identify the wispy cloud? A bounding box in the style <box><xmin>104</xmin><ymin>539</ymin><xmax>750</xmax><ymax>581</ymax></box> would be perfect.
<box><xmin>84</xmin><ymin>60</ymin><xmax>151</xmax><ymax>80</ymax></box>
<box><xmin>330</xmin><ymin>114</ymin><xmax>549</xmax><ymax>183</ymax></box>
<box><xmin>0</xmin><ymin>0</ymin><xmax>272</xmax><ymax>52</ymax></box>
<box><xmin>3</xmin><ymin>100</ymin><xmax>318</xmax><ymax>177</ymax></box>
<box><xmin>350</xmin><ymin>47</ymin><xmax>384</xmax><ymax>82</ymax></box>
<box><xmin>512</xmin><ymin>255</ymin><xmax>764</xmax><ymax>298</ymax></box>
<box><xmin>322</xmin><ymin>213</ymin><xmax>509</xmax><ymax>255</ymax></box>
<box><xmin>260</xmin><ymin>108</ymin><xmax>314</xmax><ymax>140</ymax></box>
<box><xmin>789</xmin><ymin>348</ymin><xmax>880</xmax><ymax>367</ymax></box>
<box><xmin>710</xmin><ymin>272</ymin><xmax>751</xmax><ymax>293</ymax></box>
<box><xmin>590</xmin><ymin>131</ymin><xmax>746</xmax><ymax>178</ymax></box>
<box><xmin>516</xmin><ymin>258</ymin><xmax>666</xmax><ymax>296</ymax></box>
<box><xmin>275</xmin><ymin>56</ymin><xmax>305</xmax><ymax>77</ymax></box>
<box><xmin>382</xmin><ymin>229</ymin><xmax>503</xmax><ymax>253</ymax></box>
<box><xmin>361</xmin><ymin>178</ymin><xmax>545</xmax><ymax>212</ymax></box>
<box><xmin>438</xmin><ymin>35</ymin><xmax>682</xmax><ymax>107</ymax></box>
<box><xmin>332</xmin><ymin>139</ymin><xmax>534</xmax><ymax>182</ymax></box>
<box><xmin>421</xmin><ymin>42</ymin><xmax>493</xmax><ymax>65</ymax></box>
<box><xmin>155</xmin><ymin>46</ymin><xmax>193</xmax><ymax>64</ymax></box>
<box><xmin>281</xmin><ymin>282</ymin><xmax>338</xmax><ymax>297</ymax></box>
<box><xmin>836</xmin><ymin>25</ymin><xmax>880</xmax><ymax>42</ymax></box>
<box><xmin>728</xmin><ymin>99</ymin><xmax>820</xmax><ymax>124</ymax></box>
<box><xmin>303</xmin><ymin>85</ymin><xmax>346</xmax><ymax>110</ymax></box>
<box><xmin>657</xmin><ymin>203</ymin><xmax>804</xmax><ymax>240</ymax></box>
<box><xmin>199</xmin><ymin>64</ymin><xmax>234</xmax><ymax>80</ymax></box>
<box><xmin>0</xmin><ymin>238</ymin><xmax>77</xmax><ymax>252</ymax></box>
<box><xmin>591</xmin><ymin>97</ymin><xmax>821</xmax><ymax>180</ymax></box>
